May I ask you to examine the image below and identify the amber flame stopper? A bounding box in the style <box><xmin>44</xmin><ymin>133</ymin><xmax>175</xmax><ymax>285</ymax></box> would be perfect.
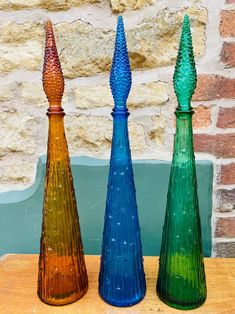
<box><xmin>43</xmin><ymin>20</ymin><xmax>64</xmax><ymax>114</ymax></box>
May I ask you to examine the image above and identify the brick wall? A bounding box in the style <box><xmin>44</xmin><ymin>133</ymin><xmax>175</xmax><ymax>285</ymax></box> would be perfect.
<box><xmin>193</xmin><ymin>2</ymin><xmax>235</xmax><ymax>257</ymax></box>
<box><xmin>0</xmin><ymin>0</ymin><xmax>234</xmax><ymax>256</ymax></box>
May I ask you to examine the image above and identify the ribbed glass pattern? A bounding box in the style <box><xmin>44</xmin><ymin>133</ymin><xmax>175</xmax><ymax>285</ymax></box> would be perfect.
<box><xmin>98</xmin><ymin>16</ymin><xmax>146</xmax><ymax>307</ymax></box>
<box><xmin>37</xmin><ymin>20</ymin><xmax>88</xmax><ymax>306</ymax></box>
<box><xmin>156</xmin><ymin>15</ymin><xmax>207</xmax><ymax>310</ymax></box>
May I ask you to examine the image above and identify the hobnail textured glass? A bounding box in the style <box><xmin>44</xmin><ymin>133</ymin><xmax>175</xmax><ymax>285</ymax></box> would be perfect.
<box><xmin>98</xmin><ymin>16</ymin><xmax>146</xmax><ymax>307</ymax></box>
<box><xmin>156</xmin><ymin>15</ymin><xmax>207</xmax><ymax>310</ymax></box>
<box><xmin>37</xmin><ymin>21</ymin><xmax>88</xmax><ymax>306</ymax></box>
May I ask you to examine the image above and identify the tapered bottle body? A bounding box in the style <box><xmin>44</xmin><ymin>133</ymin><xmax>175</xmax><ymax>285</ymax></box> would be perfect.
<box><xmin>99</xmin><ymin>110</ymin><xmax>146</xmax><ymax>307</ymax></box>
<box><xmin>38</xmin><ymin>113</ymin><xmax>88</xmax><ymax>305</ymax></box>
<box><xmin>157</xmin><ymin>111</ymin><xmax>207</xmax><ymax>309</ymax></box>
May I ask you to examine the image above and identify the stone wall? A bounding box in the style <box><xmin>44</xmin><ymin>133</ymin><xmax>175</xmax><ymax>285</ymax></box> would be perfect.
<box><xmin>0</xmin><ymin>0</ymin><xmax>234</xmax><ymax>256</ymax></box>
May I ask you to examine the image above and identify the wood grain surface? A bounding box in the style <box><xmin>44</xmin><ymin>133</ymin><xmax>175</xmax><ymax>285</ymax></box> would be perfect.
<box><xmin>0</xmin><ymin>255</ymin><xmax>235</xmax><ymax>314</ymax></box>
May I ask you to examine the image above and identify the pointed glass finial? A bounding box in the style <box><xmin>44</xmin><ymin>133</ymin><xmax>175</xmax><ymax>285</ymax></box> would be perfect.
<box><xmin>110</xmin><ymin>16</ymin><xmax>132</xmax><ymax>111</ymax></box>
<box><xmin>43</xmin><ymin>20</ymin><xmax>64</xmax><ymax>109</ymax></box>
<box><xmin>173</xmin><ymin>15</ymin><xmax>197</xmax><ymax>111</ymax></box>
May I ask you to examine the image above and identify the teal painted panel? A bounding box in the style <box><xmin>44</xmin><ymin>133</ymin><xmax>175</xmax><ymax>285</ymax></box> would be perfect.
<box><xmin>0</xmin><ymin>156</ymin><xmax>213</xmax><ymax>256</ymax></box>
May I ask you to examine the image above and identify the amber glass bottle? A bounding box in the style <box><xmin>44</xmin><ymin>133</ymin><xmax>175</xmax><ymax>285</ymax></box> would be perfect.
<box><xmin>37</xmin><ymin>21</ymin><xmax>88</xmax><ymax>305</ymax></box>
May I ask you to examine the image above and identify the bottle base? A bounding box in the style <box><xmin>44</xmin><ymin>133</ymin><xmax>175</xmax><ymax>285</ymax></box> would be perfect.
<box><xmin>157</xmin><ymin>291</ymin><xmax>206</xmax><ymax>310</ymax></box>
<box><xmin>99</xmin><ymin>291</ymin><xmax>146</xmax><ymax>307</ymax></box>
<box><xmin>37</xmin><ymin>286</ymin><xmax>88</xmax><ymax>306</ymax></box>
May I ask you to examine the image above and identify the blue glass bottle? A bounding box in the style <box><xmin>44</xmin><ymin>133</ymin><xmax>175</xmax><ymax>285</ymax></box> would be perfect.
<box><xmin>98</xmin><ymin>16</ymin><xmax>146</xmax><ymax>307</ymax></box>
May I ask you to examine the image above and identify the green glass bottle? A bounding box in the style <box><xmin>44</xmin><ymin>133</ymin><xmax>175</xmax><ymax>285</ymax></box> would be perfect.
<box><xmin>156</xmin><ymin>15</ymin><xmax>207</xmax><ymax>310</ymax></box>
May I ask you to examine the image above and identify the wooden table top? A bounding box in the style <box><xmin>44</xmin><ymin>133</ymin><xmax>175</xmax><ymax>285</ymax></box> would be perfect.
<box><xmin>0</xmin><ymin>255</ymin><xmax>235</xmax><ymax>314</ymax></box>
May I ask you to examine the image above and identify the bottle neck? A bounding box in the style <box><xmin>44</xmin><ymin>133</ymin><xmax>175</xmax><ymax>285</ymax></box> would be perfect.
<box><xmin>47</xmin><ymin>109</ymin><xmax>69</xmax><ymax>162</ymax></box>
<box><xmin>173</xmin><ymin>110</ymin><xmax>194</xmax><ymax>164</ymax></box>
<box><xmin>110</xmin><ymin>108</ymin><xmax>131</xmax><ymax>165</ymax></box>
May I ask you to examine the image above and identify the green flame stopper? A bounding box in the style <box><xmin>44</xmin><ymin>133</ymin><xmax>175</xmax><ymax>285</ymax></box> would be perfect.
<box><xmin>173</xmin><ymin>15</ymin><xmax>197</xmax><ymax>111</ymax></box>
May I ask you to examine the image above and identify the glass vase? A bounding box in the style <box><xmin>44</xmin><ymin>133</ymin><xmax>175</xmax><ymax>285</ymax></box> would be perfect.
<box><xmin>98</xmin><ymin>16</ymin><xmax>146</xmax><ymax>307</ymax></box>
<box><xmin>37</xmin><ymin>20</ymin><xmax>88</xmax><ymax>306</ymax></box>
<box><xmin>156</xmin><ymin>15</ymin><xmax>207</xmax><ymax>310</ymax></box>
